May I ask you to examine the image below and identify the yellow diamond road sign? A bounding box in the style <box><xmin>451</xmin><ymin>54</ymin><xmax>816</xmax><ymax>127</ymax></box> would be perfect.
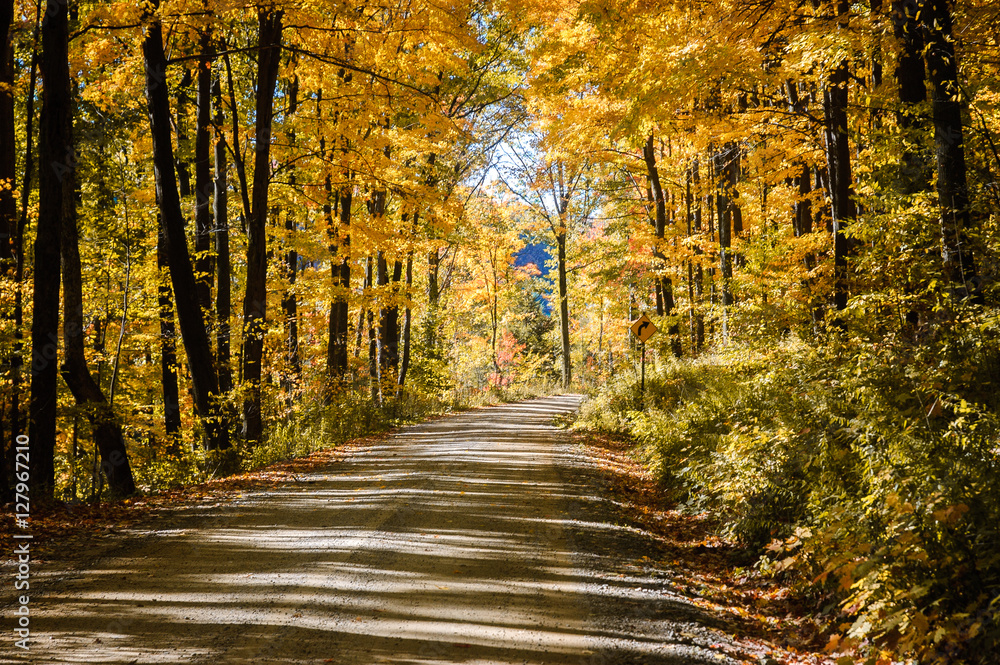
<box><xmin>630</xmin><ymin>314</ymin><xmax>657</xmax><ymax>343</ymax></box>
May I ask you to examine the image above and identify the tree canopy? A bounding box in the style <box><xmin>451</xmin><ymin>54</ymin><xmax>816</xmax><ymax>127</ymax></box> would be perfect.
<box><xmin>4</xmin><ymin>0</ymin><xmax>1000</xmax><ymax>660</ymax></box>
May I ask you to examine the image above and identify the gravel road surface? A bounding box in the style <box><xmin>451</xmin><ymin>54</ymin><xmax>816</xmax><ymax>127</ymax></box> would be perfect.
<box><xmin>6</xmin><ymin>395</ymin><xmax>743</xmax><ymax>664</ymax></box>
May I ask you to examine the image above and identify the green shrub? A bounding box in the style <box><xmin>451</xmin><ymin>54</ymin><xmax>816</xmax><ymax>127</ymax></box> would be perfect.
<box><xmin>579</xmin><ymin>336</ymin><xmax>1000</xmax><ymax>663</ymax></box>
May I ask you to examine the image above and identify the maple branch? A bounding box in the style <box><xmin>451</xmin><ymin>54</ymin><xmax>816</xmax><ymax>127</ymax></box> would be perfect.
<box><xmin>70</xmin><ymin>23</ymin><xmax>141</xmax><ymax>41</ymax></box>
<box><xmin>282</xmin><ymin>45</ymin><xmax>439</xmax><ymax>102</ymax></box>
<box><xmin>222</xmin><ymin>45</ymin><xmax>252</xmax><ymax>223</ymax></box>
<box><xmin>568</xmin><ymin>250</ymin><xmax>625</xmax><ymax>275</ymax></box>
<box><xmin>438</xmin><ymin>241</ymin><xmax>458</xmax><ymax>299</ymax></box>
<box><xmin>167</xmin><ymin>45</ymin><xmax>269</xmax><ymax>66</ymax></box>
<box><xmin>621</xmin><ymin>167</ymin><xmax>654</xmax><ymax>220</ymax></box>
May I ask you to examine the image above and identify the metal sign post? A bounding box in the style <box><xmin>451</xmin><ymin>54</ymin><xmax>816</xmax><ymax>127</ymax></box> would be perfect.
<box><xmin>640</xmin><ymin>341</ymin><xmax>646</xmax><ymax>401</ymax></box>
<box><xmin>629</xmin><ymin>314</ymin><xmax>658</xmax><ymax>408</ymax></box>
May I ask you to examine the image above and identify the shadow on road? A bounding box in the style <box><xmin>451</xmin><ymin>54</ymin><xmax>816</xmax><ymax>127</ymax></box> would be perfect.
<box><xmin>12</xmin><ymin>395</ymin><xmax>739</xmax><ymax>664</ymax></box>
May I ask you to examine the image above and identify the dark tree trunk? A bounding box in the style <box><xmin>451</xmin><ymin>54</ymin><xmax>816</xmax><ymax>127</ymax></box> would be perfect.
<box><xmin>425</xmin><ymin>248</ymin><xmax>440</xmax><ymax>350</ymax></box>
<box><xmin>921</xmin><ymin>0</ymin><xmax>977</xmax><ymax>289</ymax></box>
<box><xmin>8</xmin><ymin>3</ymin><xmax>38</xmax><ymax>501</ymax></box>
<box><xmin>691</xmin><ymin>157</ymin><xmax>705</xmax><ymax>349</ymax></box>
<box><xmin>793</xmin><ymin>163</ymin><xmax>814</xmax><ymax>239</ymax></box>
<box><xmin>157</xmin><ymin>224</ymin><xmax>182</xmax><ymax>443</ymax></box>
<box><xmin>327</xmin><ymin>167</ymin><xmax>351</xmax><ymax>381</ymax></box>
<box><xmin>814</xmin><ymin>167</ymin><xmax>831</xmax><ymax>232</ymax></box>
<box><xmin>892</xmin><ymin>0</ymin><xmax>932</xmax><ymax>329</ymax></box>
<box><xmin>398</xmin><ymin>253</ymin><xmax>413</xmax><ymax>388</ymax></box>
<box><xmin>282</xmin><ymin>78</ymin><xmax>300</xmax><ymax>391</ymax></box>
<box><xmin>892</xmin><ymin>0</ymin><xmax>930</xmax><ymax>194</ymax></box>
<box><xmin>29</xmin><ymin>0</ymin><xmax>71</xmax><ymax>500</ymax></box>
<box><xmin>213</xmin><ymin>79</ymin><xmax>232</xmax><ymax>395</ymax></box>
<box><xmin>728</xmin><ymin>146</ymin><xmax>743</xmax><ymax>245</ymax></box>
<box><xmin>391</xmin><ymin>259</ymin><xmax>402</xmax><ymax>348</ymax></box>
<box><xmin>642</xmin><ymin>134</ymin><xmax>682</xmax><ymax>357</ymax></box>
<box><xmin>376</xmin><ymin>251</ymin><xmax>401</xmax><ymax>395</ymax></box>
<box><xmin>642</xmin><ymin>137</ymin><xmax>666</xmax><ymax>317</ymax></box>
<box><xmin>367</xmin><ymin>181</ymin><xmax>396</xmax><ymax>400</ymax></box>
<box><xmin>61</xmin><ymin>174</ymin><xmax>137</xmax><ymax>497</ymax></box>
<box><xmin>824</xmin><ymin>0</ymin><xmax>855</xmax><ymax>315</ymax></box>
<box><xmin>322</xmin><ymin>151</ymin><xmax>337</xmax><ymax>370</ymax></box>
<box><xmin>194</xmin><ymin>32</ymin><xmax>214</xmax><ymax>316</ymax></box>
<box><xmin>141</xmin><ymin>0</ymin><xmax>227</xmax><ymax>450</ymax></box>
<box><xmin>0</xmin><ymin>0</ymin><xmax>13</xmax><ymax>273</ymax></box>
<box><xmin>785</xmin><ymin>79</ymin><xmax>822</xmax><ymax>327</ymax></box>
<box><xmin>785</xmin><ymin>80</ymin><xmax>823</xmax><ymax>332</ymax></box>
<box><xmin>713</xmin><ymin>146</ymin><xmax>735</xmax><ymax>309</ymax></box>
<box><xmin>794</xmin><ymin>163</ymin><xmax>824</xmax><ymax>328</ymax></box>
<box><xmin>366</xmin><ymin>257</ymin><xmax>377</xmax><ymax>400</ymax></box>
<box><xmin>418</xmin><ymin>154</ymin><xmax>440</xmax><ymax>357</ymax></box>
<box><xmin>241</xmin><ymin>7</ymin><xmax>282</xmax><ymax>445</ymax></box>
<box><xmin>555</xmin><ymin>230</ymin><xmax>571</xmax><ymax>388</ymax></box>
<box><xmin>1</xmin><ymin>0</ymin><xmax>16</xmax><ymax>499</ymax></box>
<box><xmin>354</xmin><ymin>303</ymin><xmax>365</xmax><ymax>359</ymax></box>
<box><xmin>545</xmin><ymin>161</ymin><xmax>574</xmax><ymax>390</ymax></box>
<box><xmin>175</xmin><ymin>69</ymin><xmax>192</xmax><ymax>198</ymax></box>
<box><xmin>685</xmin><ymin>164</ymin><xmax>702</xmax><ymax>354</ymax></box>
<box><xmin>282</xmin><ymin>208</ymin><xmax>300</xmax><ymax>385</ymax></box>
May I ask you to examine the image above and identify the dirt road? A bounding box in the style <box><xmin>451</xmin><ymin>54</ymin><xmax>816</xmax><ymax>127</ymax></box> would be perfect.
<box><xmin>7</xmin><ymin>395</ymin><xmax>743</xmax><ymax>664</ymax></box>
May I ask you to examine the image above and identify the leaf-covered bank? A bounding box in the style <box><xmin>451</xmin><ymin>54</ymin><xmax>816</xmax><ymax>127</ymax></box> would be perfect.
<box><xmin>578</xmin><ymin>334</ymin><xmax>1000</xmax><ymax>664</ymax></box>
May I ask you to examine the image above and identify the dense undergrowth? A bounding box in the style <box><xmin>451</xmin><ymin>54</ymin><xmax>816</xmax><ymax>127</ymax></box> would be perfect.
<box><xmin>60</xmin><ymin>376</ymin><xmax>551</xmax><ymax>501</ymax></box>
<box><xmin>578</xmin><ymin>328</ymin><xmax>1000</xmax><ymax>664</ymax></box>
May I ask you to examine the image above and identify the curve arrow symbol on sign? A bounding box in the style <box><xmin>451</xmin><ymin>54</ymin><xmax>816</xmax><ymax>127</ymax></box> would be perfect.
<box><xmin>629</xmin><ymin>314</ymin><xmax>658</xmax><ymax>342</ymax></box>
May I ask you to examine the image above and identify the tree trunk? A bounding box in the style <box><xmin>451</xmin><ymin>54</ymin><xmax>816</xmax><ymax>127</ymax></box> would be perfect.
<box><xmin>824</xmin><ymin>0</ymin><xmax>855</xmax><ymax>315</ymax></box>
<box><xmin>61</xmin><ymin>170</ymin><xmax>137</xmax><ymax>497</ymax></box>
<box><xmin>892</xmin><ymin>0</ymin><xmax>930</xmax><ymax>194</ymax></box>
<box><xmin>156</xmin><ymin>224</ymin><xmax>182</xmax><ymax>443</ymax></box>
<box><xmin>241</xmin><ymin>7</ymin><xmax>283</xmax><ymax>446</ymax></box>
<box><xmin>794</xmin><ymin>163</ymin><xmax>824</xmax><ymax>328</ymax></box>
<box><xmin>366</xmin><ymin>257</ymin><xmax>377</xmax><ymax>400</ymax></box>
<box><xmin>327</xmin><ymin>166</ymin><xmax>351</xmax><ymax>381</ymax></box>
<box><xmin>376</xmin><ymin>251</ymin><xmax>401</xmax><ymax>396</ymax></box>
<box><xmin>729</xmin><ymin>147</ymin><xmax>743</xmax><ymax>242</ymax></box>
<box><xmin>354</xmin><ymin>304</ymin><xmax>365</xmax><ymax>359</ymax></box>
<box><xmin>213</xmin><ymin>78</ymin><xmax>232</xmax><ymax>395</ymax></box>
<box><xmin>425</xmin><ymin>248</ymin><xmax>440</xmax><ymax>351</ymax></box>
<box><xmin>713</xmin><ymin>146</ymin><xmax>735</xmax><ymax>310</ymax></box>
<box><xmin>281</xmin><ymin>78</ymin><xmax>300</xmax><ymax>392</ymax></box>
<box><xmin>282</xmin><ymin>208</ymin><xmax>300</xmax><ymax>386</ymax></box>
<box><xmin>28</xmin><ymin>0</ymin><xmax>72</xmax><ymax>500</ymax></box>
<box><xmin>793</xmin><ymin>163</ymin><xmax>814</xmax><ymax>239</ymax></box>
<box><xmin>0</xmin><ymin>0</ymin><xmax>13</xmax><ymax>280</ymax></box>
<box><xmin>642</xmin><ymin>134</ymin><xmax>682</xmax><ymax>357</ymax></box>
<box><xmin>685</xmin><ymin>163</ymin><xmax>703</xmax><ymax>354</ymax></box>
<box><xmin>556</xmin><ymin>230</ymin><xmax>571</xmax><ymax>389</ymax></box>
<box><xmin>141</xmin><ymin>0</ymin><xmax>227</xmax><ymax>450</ymax></box>
<box><xmin>175</xmin><ymin>68</ymin><xmax>192</xmax><ymax>199</ymax></box>
<box><xmin>8</xmin><ymin>4</ymin><xmax>38</xmax><ymax>502</ymax></box>
<box><xmin>398</xmin><ymin>253</ymin><xmax>413</xmax><ymax>388</ymax></box>
<box><xmin>921</xmin><ymin>0</ymin><xmax>978</xmax><ymax>290</ymax></box>
<box><xmin>194</xmin><ymin>32</ymin><xmax>214</xmax><ymax>316</ymax></box>
<box><xmin>784</xmin><ymin>80</ymin><xmax>822</xmax><ymax>327</ymax></box>
<box><xmin>691</xmin><ymin>157</ymin><xmax>705</xmax><ymax>348</ymax></box>
<box><xmin>0</xmin><ymin>0</ymin><xmax>15</xmax><ymax>499</ymax></box>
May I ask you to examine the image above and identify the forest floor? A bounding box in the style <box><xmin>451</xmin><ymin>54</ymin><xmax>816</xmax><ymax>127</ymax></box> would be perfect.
<box><xmin>2</xmin><ymin>395</ymin><xmax>835</xmax><ymax>664</ymax></box>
